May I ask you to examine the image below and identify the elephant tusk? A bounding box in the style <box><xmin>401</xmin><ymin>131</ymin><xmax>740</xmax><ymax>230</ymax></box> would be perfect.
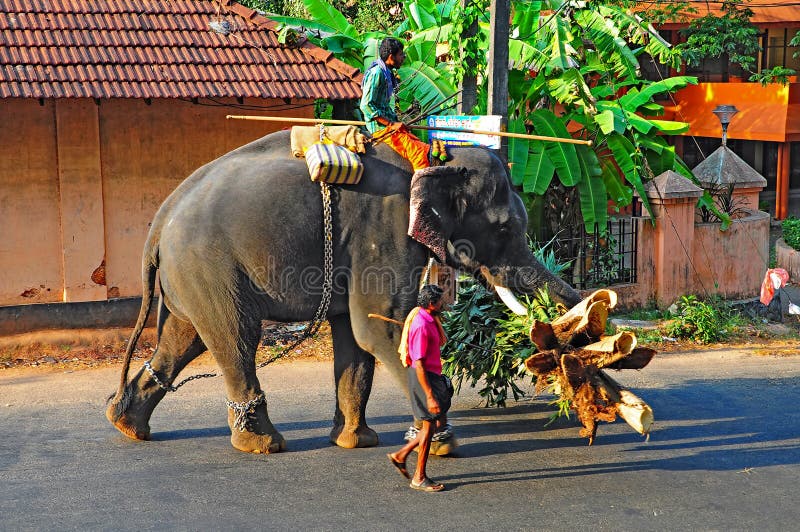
<box><xmin>494</xmin><ymin>285</ymin><xmax>528</xmax><ymax>316</ymax></box>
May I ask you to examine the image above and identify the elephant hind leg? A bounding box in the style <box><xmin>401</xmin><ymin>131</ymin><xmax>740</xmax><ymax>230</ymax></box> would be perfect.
<box><xmin>329</xmin><ymin>313</ymin><xmax>379</xmax><ymax>449</ymax></box>
<box><xmin>196</xmin><ymin>314</ymin><xmax>286</xmax><ymax>454</ymax></box>
<box><xmin>106</xmin><ymin>302</ymin><xmax>205</xmax><ymax>440</ymax></box>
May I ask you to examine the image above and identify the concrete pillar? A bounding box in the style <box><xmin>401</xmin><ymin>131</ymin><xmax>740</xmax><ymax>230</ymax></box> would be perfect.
<box><xmin>636</xmin><ymin>171</ymin><xmax>704</xmax><ymax>308</ymax></box>
<box><xmin>776</xmin><ymin>142</ymin><xmax>790</xmax><ymax>220</ymax></box>
<box><xmin>693</xmin><ymin>145</ymin><xmax>767</xmax><ymax>214</ymax></box>
<box><xmin>55</xmin><ymin>99</ymin><xmax>107</xmax><ymax>302</ymax></box>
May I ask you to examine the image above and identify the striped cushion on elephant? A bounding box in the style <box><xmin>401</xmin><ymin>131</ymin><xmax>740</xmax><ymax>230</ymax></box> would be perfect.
<box><xmin>305</xmin><ymin>141</ymin><xmax>364</xmax><ymax>185</ymax></box>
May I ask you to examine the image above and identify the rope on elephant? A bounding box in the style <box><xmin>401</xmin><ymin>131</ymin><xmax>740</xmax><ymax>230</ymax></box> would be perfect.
<box><xmin>144</xmin><ymin>182</ymin><xmax>335</xmax><ymax>394</ymax></box>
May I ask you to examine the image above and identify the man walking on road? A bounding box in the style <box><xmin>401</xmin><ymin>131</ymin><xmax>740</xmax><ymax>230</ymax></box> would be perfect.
<box><xmin>388</xmin><ymin>284</ymin><xmax>453</xmax><ymax>492</ymax></box>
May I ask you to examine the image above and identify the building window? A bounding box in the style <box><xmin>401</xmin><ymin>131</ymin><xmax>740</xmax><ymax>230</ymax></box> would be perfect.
<box><xmin>790</xmin><ymin>143</ymin><xmax>800</xmax><ymax>190</ymax></box>
<box><xmin>764</xmin><ymin>28</ymin><xmax>800</xmax><ymax>71</ymax></box>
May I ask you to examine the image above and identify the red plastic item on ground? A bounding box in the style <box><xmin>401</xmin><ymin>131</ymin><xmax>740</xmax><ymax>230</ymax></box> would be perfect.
<box><xmin>760</xmin><ymin>268</ymin><xmax>790</xmax><ymax>305</ymax></box>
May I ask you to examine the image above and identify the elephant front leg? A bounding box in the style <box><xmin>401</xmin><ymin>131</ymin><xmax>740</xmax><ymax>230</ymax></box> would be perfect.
<box><xmin>329</xmin><ymin>314</ymin><xmax>379</xmax><ymax>449</ymax></box>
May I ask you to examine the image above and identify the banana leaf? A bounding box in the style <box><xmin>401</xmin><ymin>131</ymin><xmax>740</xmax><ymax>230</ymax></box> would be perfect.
<box><xmin>523</xmin><ymin>142</ymin><xmax>556</xmax><ymax>195</ymax></box>
<box><xmin>301</xmin><ymin>0</ymin><xmax>358</xmax><ymax>38</ymax></box>
<box><xmin>576</xmin><ymin>145</ymin><xmax>607</xmax><ymax>232</ymax></box>
<box><xmin>530</xmin><ymin>109</ymin><xmax>581</xmax><ymax>187</ymax></box>
<box><xmin>607</xmin><ymin>133</ymin><xmax>653</xmax><ymax>220</ymax></box>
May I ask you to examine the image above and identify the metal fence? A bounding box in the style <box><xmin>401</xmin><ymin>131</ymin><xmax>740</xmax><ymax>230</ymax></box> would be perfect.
<box><xmin>534</xmin><ymin>216</ymin><xmax>642</xmax><ymax>290</ymax></box>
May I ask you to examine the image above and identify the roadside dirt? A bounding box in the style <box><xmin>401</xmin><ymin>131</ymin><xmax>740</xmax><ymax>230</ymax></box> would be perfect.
<box><xmin>1</xmin><ymin>316</ymin><xmax>797</xmax><ymax>372</ymax></box>
<box><xmin>0</xmin><ymin>322</ymin><xmax>334</xmax><ymax>370</ymax></box>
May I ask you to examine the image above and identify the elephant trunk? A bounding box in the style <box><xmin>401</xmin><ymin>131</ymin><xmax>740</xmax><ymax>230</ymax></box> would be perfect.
<box><xmin>479</xmin><ymin>263</ymin><xmax>580</xmax><ymax>315</ymax></box>
<box><xmin>516</xmin><ymin>264</ymin><xmax>581</xmax><ymax>308</ymax></box>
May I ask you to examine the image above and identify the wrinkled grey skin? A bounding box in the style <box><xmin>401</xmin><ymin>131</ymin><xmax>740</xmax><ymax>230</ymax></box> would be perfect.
<box><xmin>106</xmin><ymin>129</ymin><xmax>580</xmax><ymax>453</ymax></box>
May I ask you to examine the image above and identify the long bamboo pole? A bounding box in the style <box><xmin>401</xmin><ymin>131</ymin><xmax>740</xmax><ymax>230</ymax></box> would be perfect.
<box><xmin>226</xmin><ymin>114</ymin><xmax>592</xmax><ymax>146</ymax></box>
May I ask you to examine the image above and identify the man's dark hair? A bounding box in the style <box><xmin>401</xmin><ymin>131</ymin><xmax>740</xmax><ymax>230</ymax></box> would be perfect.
<box><xmin>418</xmin><ymin>284</ymin><xmax>444</xmax><ymax>308</ymax></box>
<box><xmin>379</xmin><ymin>37</ymin><xmax>404</xmax><ymax>61</ymax></box>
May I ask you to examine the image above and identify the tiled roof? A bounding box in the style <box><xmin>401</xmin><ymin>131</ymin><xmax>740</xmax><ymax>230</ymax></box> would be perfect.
<box><xmin>0</xmin><ymin>0</ymin><xmax>363</xmax><ymax>99</ymax></box>
<box><xmin>659</xmin><ymin>1</ymin><xmax>800</xmax><ymax>25</ymax></box>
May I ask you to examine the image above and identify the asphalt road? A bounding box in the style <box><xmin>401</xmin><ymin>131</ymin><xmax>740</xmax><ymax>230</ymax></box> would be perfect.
<box><xmin>1</xmin><ymin>348</ymin><xmax>799</xmax><ymax>531</ymax></box>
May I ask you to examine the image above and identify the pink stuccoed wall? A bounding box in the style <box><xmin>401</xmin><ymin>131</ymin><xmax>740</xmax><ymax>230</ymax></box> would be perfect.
<box><xmin>0</xmin><ymin>97</ymin><xmax>314</xmax><ymax>306</ymax></box>
<box><xmin>692</xmin><ymin>211</ymin><xmax>770</xmax><ymax>300</ymax></box>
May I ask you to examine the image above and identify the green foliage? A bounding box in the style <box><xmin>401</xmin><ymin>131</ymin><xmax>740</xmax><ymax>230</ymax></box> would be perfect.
<box><xmin>440</xmin><ymin>280</ymin><xmax>532</xmax><ymax>407</ymax></box>
<box><xmin>675</xmin><ymin>0</ymin><xmax>760</xmax><ymax>76</ymax></box>
<box><xmin>698</xmin><ymin>183</ymin><xmax>749</xmax><ymax>223</ymax></box>
<box><xmin>503</xmin><ymin>1</ymin><xmax>696</xmax><ymax>228</ymax></box>
<box><xmin>781</xmin><ymin>217</ymin><xmax>800</xmax><ymax>251</ymax></box>
<box><xmin>441</xmin><ymin>239</ymin><xmax>570</xmax><ymax>407</ymax></box>
<box><xmin>268</xmin><ymin>0</ymin><xmax>697</xmax><ymax>233</ymax></box>
<box><xmin>269</xmin><ymin>0</ymin><xmax>457</xmax><ymax>118</ymax></box>
<box><xmin>750</xmin><ymin>66</ymin><xmax>798</xmax><ymax>87</ymax></box>
<box><xmin>314</xmin><ymin>98</ymin><xmax>333</xmax><ymax>119</ymax></box>
<box><xmin>664</xmin><ymin>295</ymin><xmax>742</xmax><ymax>343</ymax></box>
<box><xmin>530</xmin><ymin>235</ymin><xmax>571</xmax><ymax>278</ymax></box>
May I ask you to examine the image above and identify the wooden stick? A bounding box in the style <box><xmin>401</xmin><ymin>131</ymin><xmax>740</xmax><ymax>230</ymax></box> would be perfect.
<box><xmin>227</xmin><ymin>115</ymin><xmax>367</xmax><ymax>126</ymax></box>
<box><xmin>367</xmin><ymin>313</ymin><xmax>490</xmax><ymax>352</ymax></box>
<box><xmin>226</xmin><ymin>114</ymin><xmax>592</xmax><ymax>146</ymax></box>
<box><xmin>367</xmin><ymin>313</ymin><xmax>403</xmax><ymax>326</ymax></box>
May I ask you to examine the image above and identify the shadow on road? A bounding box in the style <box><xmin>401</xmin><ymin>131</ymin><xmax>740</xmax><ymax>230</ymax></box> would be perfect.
<box><xmin>441</xmin><ymin>376</ymin><xmax>800</xmax><ymax>487</ymax></box>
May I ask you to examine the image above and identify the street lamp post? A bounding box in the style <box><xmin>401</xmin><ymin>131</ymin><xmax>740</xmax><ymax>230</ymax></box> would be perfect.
<box><xmin>712</xmin><ymin>104</ymin><xmax>739</xmax><ymax>146</ymax></box>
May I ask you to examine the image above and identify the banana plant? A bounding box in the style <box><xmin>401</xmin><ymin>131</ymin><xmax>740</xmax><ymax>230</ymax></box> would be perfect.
<box><xmin>504</xmin><ymin>0</ymin><xmax>699</xmax><ymax>229</ymax></box>
<box><xmin>268</xmin><ymin>0</ymin><xmax>708</xmax><ymax>230</ymax></box>
<box><xmin>268</xmin><ymin>0</ymin><xmax>457</xmax><ymax>115</ymax></box>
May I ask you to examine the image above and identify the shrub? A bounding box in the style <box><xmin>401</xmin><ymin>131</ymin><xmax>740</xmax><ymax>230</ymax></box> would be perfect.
<box><xmin>664</xmin><ymin>295</ymin><xmax>742</xmax><ymax>343</ymax></box>
<box><xmin>782</xmin><ymin>217</ymin><xmax>800</xmax><ymax>251</ymax></box>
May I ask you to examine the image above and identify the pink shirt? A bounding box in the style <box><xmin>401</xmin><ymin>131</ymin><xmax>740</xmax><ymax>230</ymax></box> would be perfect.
<box><xmin>407</xmin><ymin>307</ymin><xmax>443</xmax><ymax>375</ymax></box>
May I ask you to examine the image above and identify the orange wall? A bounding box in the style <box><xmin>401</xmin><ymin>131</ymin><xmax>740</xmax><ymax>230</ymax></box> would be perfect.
<box><xmin>0</xmin><ymin>100</ymin><xmax>63</xmax><ymax>304</ymax></box>
<box><xmin>0</xmin><ymin>97</ymin><xmax>315</xmax><ymax>306</ymax></box>
<box><xmin>670</xmin><ymin>83</ymin><xmax>792</xmax><ymax>142</ymax></box>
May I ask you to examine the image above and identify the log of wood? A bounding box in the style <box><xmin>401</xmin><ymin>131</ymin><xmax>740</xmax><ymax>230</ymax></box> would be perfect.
<box><xmin>606</xmin><ymin>347</ymin><xmax>657</xmax><ymax>370</ymax></box>
<box><xmin>593</xmin><ymin>371</ymin><xmax>654</xmax><ymax>435</ymax></box>
<box><xmin>529</xmin><ymin>320</ymin><xmax>558</xmax><ymax>351</ymax></box>
<box><xmin>523</xmin><ymin>350</ymin><xmax>559</xmax><ymax>376</ymax></box>
<box><xmin>550</xmin><ymin>289</ymin><xmax>617</xmax><ymax>334</ymax></box>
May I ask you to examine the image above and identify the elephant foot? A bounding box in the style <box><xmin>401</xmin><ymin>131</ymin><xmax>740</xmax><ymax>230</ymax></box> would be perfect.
<box><xmin>431</xmin><ymin>436</ymin><xmax>458</xmax><ymax>456</ymax></box>
<box><xmin>404</xmin><ymin>424</ymin><xmax>459</xmax><ymax>456</ymax></box>
<box><xmin>226</xmin><ymin>402</ymin><xmax>286</xmax><ymax>454</ymax></box>
<box><xmin>105</xmin><ymin>391</ymin><xmax>152</xmax><ymax>441</ymax></box>
<box><xmin>329</xmin><ymin>424</ymin><xmax>379</xmax><ymax>449</ymax></box>
<box><xmin>230</xmin><ymin>429</ymin><xmax>286</xmax><ymax>454</ymax></box>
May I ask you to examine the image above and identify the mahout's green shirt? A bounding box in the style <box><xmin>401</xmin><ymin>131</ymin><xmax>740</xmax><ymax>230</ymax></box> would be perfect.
<box><xmin>360</xmin><ymin>64</ymin><xmax>398</xmax><ymax>134</ymax></box>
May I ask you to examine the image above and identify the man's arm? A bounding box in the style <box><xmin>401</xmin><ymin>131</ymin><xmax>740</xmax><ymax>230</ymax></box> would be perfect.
<box><xmin>359</xmin><ymin>68</ymin><xmax>401</xmax><ymax>130</ymax></box>
<box><xmin>408</xmin><ymin>318</ymin><xmax>440</xmax><ymax>415</ymax></box>
<box><xmin>413</xmin><ymin>360</ymin><xmax>441</xmax><ymax>417</ymax></box>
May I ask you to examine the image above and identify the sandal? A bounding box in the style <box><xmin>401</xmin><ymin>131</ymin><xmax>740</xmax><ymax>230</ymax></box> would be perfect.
<box><xmin>387</xmin><ymin>453</ymin><xmax>410</xmax><ymax>479</ymax></box>
<box><xmin>409</xmin><ymin>477</ymin><xmax>445</xmax><ymax>492</ymax></box>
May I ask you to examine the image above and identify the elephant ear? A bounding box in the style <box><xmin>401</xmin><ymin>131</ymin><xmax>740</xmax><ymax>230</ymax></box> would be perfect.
<box><xmin>408</xmin><ymin>166</ymin><xmax>469</xmax><ymax>263</ymax></box>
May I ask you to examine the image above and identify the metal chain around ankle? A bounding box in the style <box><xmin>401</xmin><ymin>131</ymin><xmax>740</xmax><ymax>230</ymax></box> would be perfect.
<box><xmin>143</xmin><ymin>182</ymin><xmax>335</xmax><ymax>392</ymax></box>
<box><xmin>144</xmin><ymin>360</ymin><xmax>177</xmax><ymax>392</ymax></box>
<box><xmin>226</xmin><ymin>392</ymin><xmax>267</xmax><ymax>432</ymax></box>
<box><xmin>144</xmin><ymin>360</ymin><xmax>216</xmax><ymax>393</ymax></box>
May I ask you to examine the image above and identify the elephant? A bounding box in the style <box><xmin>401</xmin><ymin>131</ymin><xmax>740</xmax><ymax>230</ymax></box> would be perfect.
<box><xmin>106</xmin><ymin>128</ymin><xmax>581</xmax><ymax>454</ymax></box>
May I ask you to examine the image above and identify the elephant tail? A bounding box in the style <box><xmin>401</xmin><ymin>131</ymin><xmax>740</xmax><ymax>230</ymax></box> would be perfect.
<box><xmin>110</xmin><ymin>241</ymin><xmax>159</xmax><ymax>408</ymax></box>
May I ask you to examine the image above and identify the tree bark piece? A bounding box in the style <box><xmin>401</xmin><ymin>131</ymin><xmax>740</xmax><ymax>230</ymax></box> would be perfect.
<box><xmin>522</xmin><ymin>288</ymin><xmax>656</xmax><ymax>443</ymax></box>
<box><xmin>593</xmin><ymin>371</ymin><xmax>654</xmax><ymax>435</ymax></box>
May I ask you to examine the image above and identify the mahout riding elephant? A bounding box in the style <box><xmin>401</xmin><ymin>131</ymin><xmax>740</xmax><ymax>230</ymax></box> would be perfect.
<box><xmin>106</xmin><ymin>129</ymin><xmax>581</xmax><ymax>454</ymax></box>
